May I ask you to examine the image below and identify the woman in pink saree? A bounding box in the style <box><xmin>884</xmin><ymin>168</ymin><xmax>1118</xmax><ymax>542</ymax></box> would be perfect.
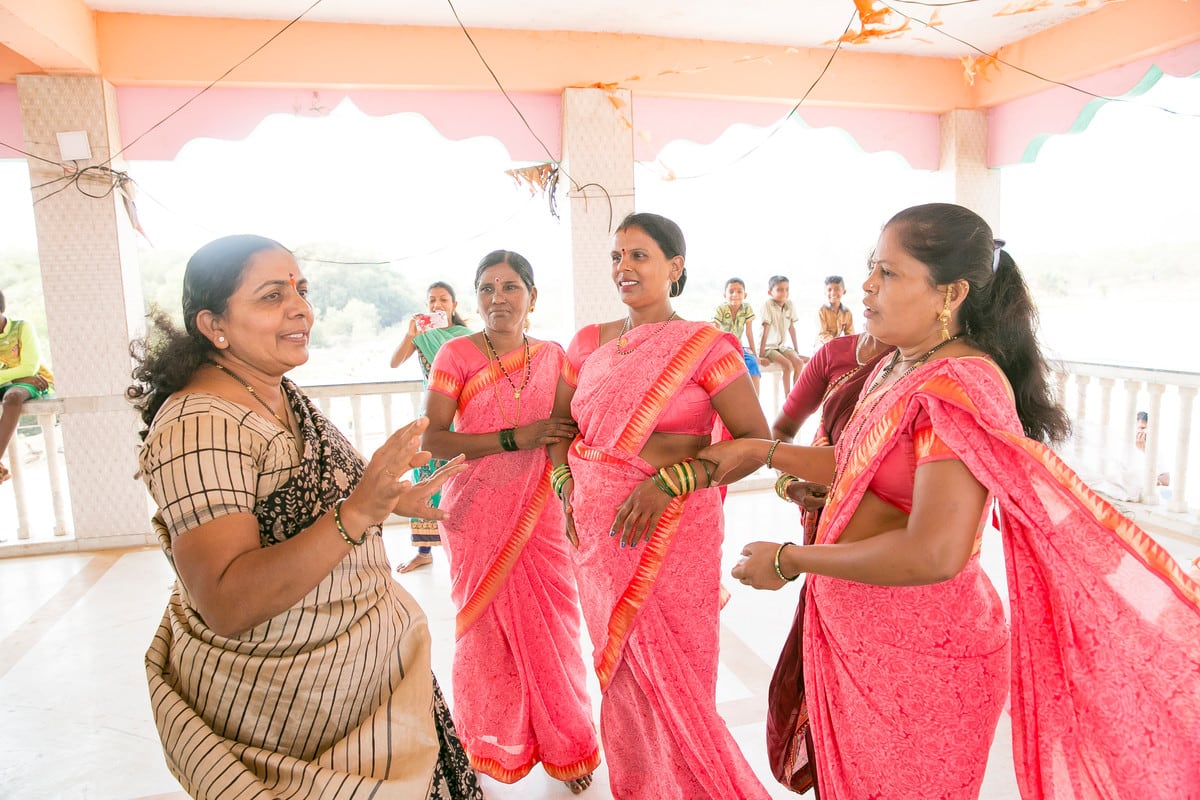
<box><xmin>423</xmin><ymin>251</ymin><xmax>600</xmax><ymax>794</ymax></box>
<box><xmin>549</xmin><ymin>213</ymin><xmax>772</xmax><ymax>799</ymax></box>
<box><xmin>703</xmin><ymin>203</ymin><xmax>1200</xmax><ymax>799</ymax></box>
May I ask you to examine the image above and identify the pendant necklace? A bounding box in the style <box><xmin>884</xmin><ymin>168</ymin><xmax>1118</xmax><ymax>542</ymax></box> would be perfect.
<box><xmin>482</xmin><ymin>331</ymin><xmax>531</xmax><ymax>427</ymax></box>
<box><xmin>616</xmin><ymin>311</ymin><xmax>677</xmax><ymax>356</ymax></box>
<box><xmin>209</xmin><ymin>361</ymin><xmax>292</xmax><ymax>434</ymax></box>
<box><xmin>482</xmin><ymin>331</ymin><xmax>531</xmax><ymax>398</ymax></box>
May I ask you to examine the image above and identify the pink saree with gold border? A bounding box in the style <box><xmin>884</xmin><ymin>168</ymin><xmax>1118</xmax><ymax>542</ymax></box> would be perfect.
<box><xmin>806</xmin><ymin>356</ymin><xmax>1200</xmax><ymax>799</ymax></box>
<box><xmin>428</xmin><ymin>337</ymin><xmax>599</xmax><ymax>784</ymax></box>
<box><xmin>566</xmin><ymin>320</ymin><xmax>771</xmax><ymax>800</ymax></box>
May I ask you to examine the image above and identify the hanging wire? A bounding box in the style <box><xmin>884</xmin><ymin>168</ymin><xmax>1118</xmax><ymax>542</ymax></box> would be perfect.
<box><xmin>658</xmin><ymin>9</ymin><xmax>858</xmax><ymax>183</ymax></box>
<box><xmin>445</xmin><ymin>0</ymin><xmax>619</xmax><ymax>226</ymax></box>
<box><xmin>101</xmin><ymin>0</ymin><xmax>328</xmax><ymax>168</ymax></box>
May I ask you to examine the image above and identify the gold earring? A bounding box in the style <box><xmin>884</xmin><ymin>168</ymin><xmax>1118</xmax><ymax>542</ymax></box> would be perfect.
<box><xmin>939</xmin><ymin>287</ymin><xmax>952</xmax><ymax>341</ymax></box>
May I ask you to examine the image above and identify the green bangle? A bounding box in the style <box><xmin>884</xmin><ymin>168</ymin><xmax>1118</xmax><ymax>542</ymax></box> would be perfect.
<box><xmin>499</xmin><ymin>427</ymin><xmax>518</xmax><ymax>452</ymax></box>
<box><xmin>774</xmin><ymin>540</ymin><xmax>799</xmax><ymax>582</ymax></box>
<box><xmin>551</xmin><ymin>463</ymin><xmax>573</xmax><ymax>499</ymax></box>
<box><xmin>775</xmin><ymin>473</ymin><xmax>798</xmax><ymax>502</ymax></box>
<box><xmin>334</xmin><ymin>498</ymin><xmax>369</xmax><ymax>546</ymax></box>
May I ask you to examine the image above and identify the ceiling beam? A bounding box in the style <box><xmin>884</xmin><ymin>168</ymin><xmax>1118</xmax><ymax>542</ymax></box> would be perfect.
<box><xmin>0</xmin><ymin>0</ymin><xmax>98</xmax><ymax>75</ymax></box>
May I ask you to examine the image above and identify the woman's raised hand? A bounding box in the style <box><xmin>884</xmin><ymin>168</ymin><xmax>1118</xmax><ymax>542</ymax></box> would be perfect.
<box><xmin>346</xmin><ymin>418</ymin><xmax>449</xmax><ymax>526</ymax></box>
<box><xmin>396</xmin><ymin>455</ymin><xmax>467</xmax><ymax>519</ymax></box>
<box><xmin>514</xmin><ymin>417</ymin><xmax>578</xmax><ymax>450</ymax></box>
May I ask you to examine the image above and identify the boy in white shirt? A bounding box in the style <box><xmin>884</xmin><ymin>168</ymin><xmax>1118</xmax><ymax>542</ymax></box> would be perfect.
<box><xmin>758</xmin><ymin>275</ymin><xmax>808</xmax><ymax>393</ymax></box>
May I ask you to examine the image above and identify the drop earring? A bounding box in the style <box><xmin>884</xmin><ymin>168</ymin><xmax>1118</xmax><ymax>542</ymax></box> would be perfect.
<box><xmin>939</xmin><ymin>287</ymin><xmax>952</xmax><ymax>341</ymax></box>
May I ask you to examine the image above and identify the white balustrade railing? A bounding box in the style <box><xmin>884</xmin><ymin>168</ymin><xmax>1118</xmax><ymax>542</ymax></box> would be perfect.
<box><xmin>1054</xmin><ymin>360</ymin><xmax>1200</xmax><ymax>518</ymax></box>
<box><xmin>3</xmin><ymin>364</ymin><xmax>1195</xmax><ymax>552</ymax></box>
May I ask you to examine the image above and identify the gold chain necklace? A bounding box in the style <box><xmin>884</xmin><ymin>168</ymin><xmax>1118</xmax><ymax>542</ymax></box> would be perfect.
<box><xmin>209</xmin><ymin>361</ymin><xmax>291</xmax><ymax>433</ymax></box>
<box><xmin>616</xmin><ymin>311</ymin><xmax>677</xmax><ymax>355</ymax></box>
<box><xmin>828</xmin><ymin>335</ymin><xmax>961</xmax><ymax>499</ymax></box>
<box><xmin>482</xmin><ymin>332</ymin><xmax>531</xmax><ymax>427</ymax></box>
<box><xmin>482</xmin><ymin>331</ymin><xmax>531</xmax><ymax>398</ymax></box>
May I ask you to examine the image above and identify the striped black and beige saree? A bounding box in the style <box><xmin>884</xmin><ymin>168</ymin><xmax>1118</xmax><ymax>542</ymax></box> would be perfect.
<box><xmin>141</xmin><ymin>382</ymin><xmax>481</xmax><ymax>799</ymax></box>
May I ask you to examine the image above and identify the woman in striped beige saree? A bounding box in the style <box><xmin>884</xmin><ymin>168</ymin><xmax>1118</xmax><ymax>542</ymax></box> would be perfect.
<box><xmin>129</xmin><ymin>234</ymin><xmax>482</xmax><ymax>800</ymax></box>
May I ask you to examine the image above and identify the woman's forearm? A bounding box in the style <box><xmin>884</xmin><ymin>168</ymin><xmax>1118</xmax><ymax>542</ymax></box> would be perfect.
<box><xmin>764</xmin><ymin>440</ymin><xmax>836</xmax><ymax>483</ymax></box>
<box><xmin>423</xmin><ymin>428</ymin><xmax>508</xmax><ymax>461</ymax></box>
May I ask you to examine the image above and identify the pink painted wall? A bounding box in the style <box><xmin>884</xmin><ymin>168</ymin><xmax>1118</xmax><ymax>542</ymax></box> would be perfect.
<box><xmin>112</xmin><ymin>85</ymin><xmax>940</xmax><ymax>171</ymax></box>
<box><xmin>989</xmin><ymin>41</ymin><xmax>1200</xmax><ymax>167</ymax></box>
<box><xmin>114</xmin><ymin>87</ymin><xmax>563</xmax><ymax>162</ymax></box>
<box><xmin>631</xmin><ymin>97</ymin><xmax>940</xmax><ymax>170</ymax></box>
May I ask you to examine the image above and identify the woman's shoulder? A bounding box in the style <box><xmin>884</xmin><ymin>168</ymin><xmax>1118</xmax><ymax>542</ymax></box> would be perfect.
<box><xmin>147</xmin><ymin>391</ymin><xmax>282</xmax><ymax>443</ymax></box>
<box><xmin>435</xmin><ymin>332</ymin><xmax>484</xmax><ymax>359</ymax></box>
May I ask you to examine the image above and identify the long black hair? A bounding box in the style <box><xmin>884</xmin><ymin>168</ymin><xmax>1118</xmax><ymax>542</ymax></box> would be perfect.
<box><xmin>886</xmin><ymin>203</ymin><xmax>1070</xmax><ymax>444</ymax></box>
<box><xmin>615</xmin><ymin>212</ymin><xmax>688</xmax><ymax>297</ymax></box>
<box><xmin>127</xmin><ymin>234</ymin><xmax>289</xmax><ymax>438</ymax></box>
<box><xmin>427</xmin><ymin>281</ymin><xmax>466</xmax><ymax>327</ymax></box>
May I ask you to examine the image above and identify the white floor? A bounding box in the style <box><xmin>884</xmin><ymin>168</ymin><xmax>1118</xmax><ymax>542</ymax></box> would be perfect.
<box><xmin>2</xmin><ymin>485</ymin><xmax>1196</xmax><ymax>800</ymax></box>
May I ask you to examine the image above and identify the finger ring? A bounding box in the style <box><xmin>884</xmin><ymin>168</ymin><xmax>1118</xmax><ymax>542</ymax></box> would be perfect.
<box><xmin>384</xmin><ymin>468</ymin><xmax>401</xmax><ymax>479</ymax></box>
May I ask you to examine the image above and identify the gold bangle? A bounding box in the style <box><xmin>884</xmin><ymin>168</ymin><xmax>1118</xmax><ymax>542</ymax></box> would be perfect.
<box><xmin>774</xmin><ymin>541</ymin><xmax>799</xmax><ymax>582</ymax></box>
<box><xmin>765</xmin><ymin>439</ymin><xmax>781</xmax><ymax>470</ymax></box>
<box><xmin>334</xmin><ymin>498</ymin><xmax>369</xmax><ymax>546</ymax></box>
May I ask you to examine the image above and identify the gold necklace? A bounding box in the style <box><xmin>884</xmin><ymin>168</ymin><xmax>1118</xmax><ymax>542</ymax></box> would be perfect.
<box><xmin>482</xmin><ymin>332</ymin><xmax>531</xmax><ymax>427</ymax></box>
<box><xmin>616</xmin><ymin>311</ymin><xmax>677</xmax><ymax>355</ymax></box>
<box><xmin>209</xmin><ymin>361</ymin><xmax>291</xmax><ymax>433</ymax></box>
<box><xmin>482</xmin><ymin>331</ymin><xmax>531</xmax><ymax>398</ymax></box>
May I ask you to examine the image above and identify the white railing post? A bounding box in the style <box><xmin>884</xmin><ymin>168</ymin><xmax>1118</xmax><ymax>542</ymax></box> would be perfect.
<box><xmin>381</xmin><ymin>394</ymin><xmax>394</xmax><ymax>437</ymax></box>
<box><xmin>1169</xmin><ymin>386</ymin><xmax>1195</xmax><ymax>514</ymax></box>
<box><xmin>1123</xmin><ymin>379</ymin><xmax>1142</xmax><ymax>455</ymax></box>
<box><xmin>1143</xmin><ymin>382</ymin><xmax>1166</xmax><ymax>506</ymax></box>
<box><xmin>1097</xmin><ymin>377</ymin><xmax>1115</xmax><ymax>458</ymax></box>
<box><xmin>350</xmin><ymin>395</ymin><xmax>364</xmax><ymax>453</ymax></box>
<box><xmin>39</xmin><ymin>413</ymin><xmax>70</xmax><ymax>536</ymax></box>
<box><xmin>6</xmin><ymin>437</ymin><xmax>30</xmax><ymax>540</ymax></box>
<box><xmin>1073</xmin><ymin>374</ymin><xmax>1090</xmax><ymax>459</ymax></box>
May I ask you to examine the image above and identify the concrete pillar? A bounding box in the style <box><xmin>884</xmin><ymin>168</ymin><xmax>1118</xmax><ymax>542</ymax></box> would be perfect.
<box><xmin>17</xmin><ymin>75</ymin><xmax>152</xmax><ymax>547</ymax></box>
<box><xmin>561</xmin><ymin>87</ymin><xmax>635</xmax><ymax>328</ymax></box>
<box><xmin>939</xmin><ymin>109</ymin><xmax>1001</xmax><ymax>229</ymax></box>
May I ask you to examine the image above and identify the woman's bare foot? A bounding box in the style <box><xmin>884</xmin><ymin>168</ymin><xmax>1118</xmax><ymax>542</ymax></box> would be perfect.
<box><xmin>396</xmin><ymin>552</ymin><xmax>433</xmax><ymax>573</ymax></box>
<box><xmin>564</xmin><ymin>773</ymin><xmax>593</xmax><ymax>795</ymax></box>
